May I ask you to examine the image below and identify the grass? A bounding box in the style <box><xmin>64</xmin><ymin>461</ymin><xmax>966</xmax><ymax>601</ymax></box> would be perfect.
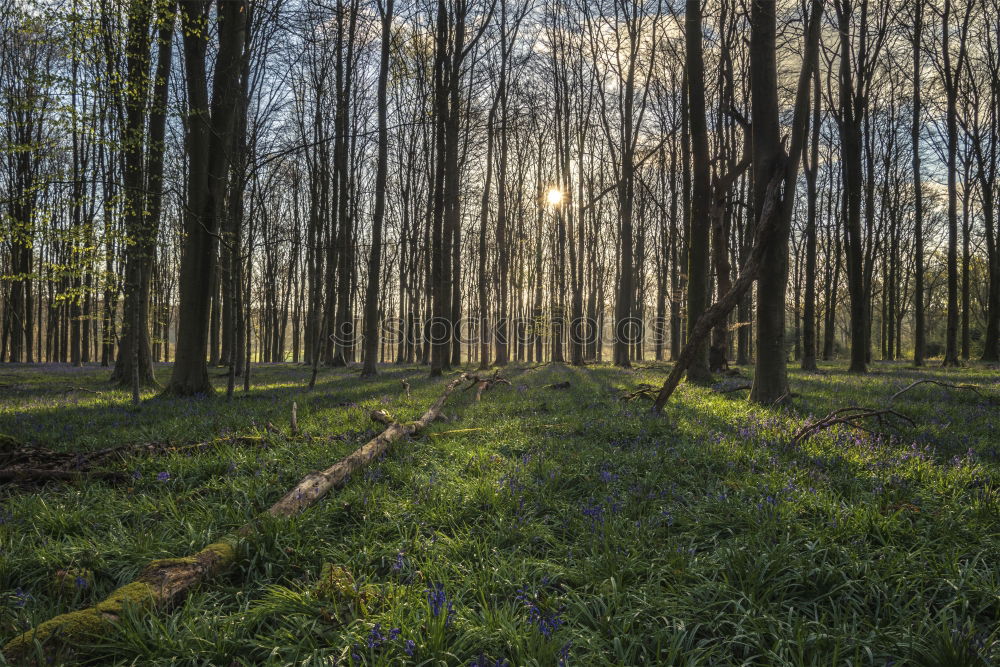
<box><xmin>1</xmin><ymin>359</ymin><xmax>999</xmax><ymax>665</ymax></box>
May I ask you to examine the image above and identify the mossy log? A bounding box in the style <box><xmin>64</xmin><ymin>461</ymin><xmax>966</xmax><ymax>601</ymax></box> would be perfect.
<box><xmin>2</xmin><ymin>374</ymin><xmax>469</xmax><ymax>663</ymax></box>
<box><xmin>2</xmin><ymin>541</ymin><xmax>236</xmax><ymax>663</ymax></box>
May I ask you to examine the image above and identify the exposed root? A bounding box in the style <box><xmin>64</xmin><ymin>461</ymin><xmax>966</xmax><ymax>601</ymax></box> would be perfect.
<box><xmin>792</xmin><ymin>407</ymin><xmax>916</xmax><ymax>444</ymax></box>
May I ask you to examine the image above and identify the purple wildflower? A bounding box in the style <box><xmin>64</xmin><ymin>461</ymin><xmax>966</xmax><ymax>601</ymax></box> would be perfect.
<box><xmin>426</xmin><ymin>583</ymin><xmax>454</xmax><ymax>624</ymax></box>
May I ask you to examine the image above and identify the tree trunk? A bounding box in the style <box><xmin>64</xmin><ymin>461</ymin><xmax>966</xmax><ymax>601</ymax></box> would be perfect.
<box><xmin>166</xmin><ymin>0</ymin><xmax>247</xmax><ymax>396</ymax></box>
<box><xmin>361</xmin><ymin>0</ymin><xmax>393</xmax><ymax>378</ymax></box>
<box><xmin>684</xmin><ymin>0</ymin><xmax>712</xmax><ymax>382</ymax></box>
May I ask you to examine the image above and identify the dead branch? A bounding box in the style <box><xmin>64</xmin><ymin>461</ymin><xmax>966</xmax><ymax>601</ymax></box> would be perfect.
<box><xmin>0</xmin><ymin>436</ymin><xmax>271</xmax><ymax>475</ymax></box>
<box><xmin>890</xmin><ymin>379</ymin><xmax>993</xmax><ymax>403</ymax></box>
<box><xmin>64</xmin><ymin>387</ymin><xmax>103</xmax><ymax>395</ymax></box>
<box><xmin>400</xmin><ymin>379</ymin><xmax>410</xmax><ymax>398</ymax></box>
<box><xmin>652</xmin><ymin>171</ymin><xmax>784</xmax><ymax>412</ymax></box>
<box><xmin>714</xmin><ymin>383</ymin><xmax>752</xmax><ymax>394</ymax></box>
<box><xmin>462</xmin><ymin>370</ymin><xmax>511</xmax><ymax>401</ymax></box>
<box><xmin>544</xmin><ymin>381</ymin><xmax>571</xmax><ymax>390</ymax></box>
<box><xmin>793</xmin><ymin>407</ymin><xmax>916</xmax><ymax>444</ymax></box>
<box><xmin>0</xmin><ymin>469</ymin><xmax>127</xmax><ymax>484</ymax></box>
<box><xmin>620</xmin><ymin>384</ymin><xmax>658</xmax><ymax>402</ymax></box>
<box><xmin>429</xmin><ymin>427</ymin><xmax>484</xmax><ymax>438</ymax></box>
<box><xmin>3</xmin><ymin>373</ymin><xmax>473</xmax><ymax>662</ymax></box>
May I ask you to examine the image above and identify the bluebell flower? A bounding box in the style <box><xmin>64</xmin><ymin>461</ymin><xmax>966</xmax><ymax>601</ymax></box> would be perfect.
<box><xmin>157</xmin><ymin>471</ymin><xmax>170</xmax><ymax>482</ymax></box>
<box><xmin>366</xmin><ymin>622</ymin><xmax>386</xmax><ymax>649</ymax></box>
<box><xmin>557</xmin><ymin>641</ymin><xmax>572</xmax><ymax>666</ymax></box>
<box><xmin>516</xmin><ymin>587</ymin><xmax>563</xmax><ymax>639</ymax></box>
<box><xmin>392</xmin><ymin>552</ymin><xmax>405</xmax><ymax>571</ymax></box>
<box><xmin>403</xmin><ymin>639</ymin><xmax>416</xmax><ymax>656</ymax></box>
<box><xmin>581</xmin><ymin>500</ymin><xmax>604</xmax><ymax>525</ymax></box>
<box><xmin>13</xmin><ymin>588</ymin><xmax>30</xmax><ymax>607</ymax></box>
<box><xmin>426</xmin><ymin>583</ymin><xmax>454</xmax><ymax>624</ymax></box>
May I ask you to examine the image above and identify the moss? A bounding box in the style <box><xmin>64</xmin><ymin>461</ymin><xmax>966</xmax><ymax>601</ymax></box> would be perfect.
<box><xmin>315</xmin><ymin>564</ymin><xmax>375</xmax><ymax>618</ymax></box>
<box><xmin>94</xmin><ymin>581</ymin><xmax>158</xmax><ymax>615</ymax></box>
<box><xmin>144</xmin><ymin>538</ymin><xmax>237</xmax><ymax>573</ymax></box>
<box><xmin>2</xmin><ymin>580</ymin><xmax>162</xmax><ymax>660</ymax></box>
<box><xmin>198</xmin><ymin>539</ymin><xmax>237</xmax><ymax>564</ymax></box>
<box><xmin>0</xmin><ymin>434</ymin><xmax>22</xmax><ymax>452</ymax></box>
<box><xmin>52</xmin><ymin>567</ymin><xmax>94</xmax><ymax>598</ymax></box>
<box><xmin>145</xmin><ymin>555</ymin><xmax>199</xmax><ymax>569</ymax></box>
<box><xmin>2</xmin><ymin>607</ymin><xmax>108</xmax><ymax>662</ymax></box>
<box><xmin>315</xmin><ymin>564</ymin><xmax>356</xmax><ymax>601</ymax></box>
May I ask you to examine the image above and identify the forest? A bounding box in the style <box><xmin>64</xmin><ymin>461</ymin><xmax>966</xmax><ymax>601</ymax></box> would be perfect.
<box><xmin>1</xmin><ymin>0</ymin><xmax>999</xmax><ymax>664</ymax></box>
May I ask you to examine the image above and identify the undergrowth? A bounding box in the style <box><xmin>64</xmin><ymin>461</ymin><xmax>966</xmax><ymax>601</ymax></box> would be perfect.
<box><xmin>1</xmin><ymin>360</ymin><xmax>999</xmax><ymax>665</ymax></box>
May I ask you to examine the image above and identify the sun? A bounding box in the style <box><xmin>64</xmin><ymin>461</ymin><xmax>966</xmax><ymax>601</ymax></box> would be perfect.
<box><xmin>546</xmin><ymin>188</ymin><xmax>563</xmax><ymax>205</ymax></box>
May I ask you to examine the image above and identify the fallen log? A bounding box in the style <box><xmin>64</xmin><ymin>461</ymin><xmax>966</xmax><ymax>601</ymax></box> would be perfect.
<box><xmin>2</xmin><ymin>373</ymin><xmax>470</xmax><ymax>663</ymax></box>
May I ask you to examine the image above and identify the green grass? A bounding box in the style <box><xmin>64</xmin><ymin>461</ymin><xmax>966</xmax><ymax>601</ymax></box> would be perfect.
<box><xmin>1</xmin><ymin>359</ymin><xmax>999</xmax><ymax>665</ymax></box>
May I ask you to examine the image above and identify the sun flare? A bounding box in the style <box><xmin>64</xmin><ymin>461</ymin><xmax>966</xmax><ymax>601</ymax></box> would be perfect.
<box><xmin>546</xmin><ymin>188</ymin><xmax>563</xmax><ymax>205</ymax></box>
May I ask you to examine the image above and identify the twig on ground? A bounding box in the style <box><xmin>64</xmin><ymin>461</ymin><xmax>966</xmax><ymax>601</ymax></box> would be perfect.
<box><xmin>429</xmin><ymin>427</ymin><xmax>484</xmax><ymax>438</ymax></box>
<box><xmin>792</xmin><ymin>407</ymin><xmax>916</xmax><ymax>444</ymax></box>
<box><xmin>890</xmin><ymin>379</ymin><xmax>994</xmax><ymax>403</ymax></box>
<box><xmin>715</xmin><ymin>383</ymin><xmax>752</xmax><ymax>394</ymax></box>
<box><xmin>0</xmin><ymin>469</ymin><xmax>126</xmax><ymax>484</ymax></box>
<box><xmin>620</xmin><ymin>384</ymin><xmax>658</xmax><ymax>402</ymax></box>
<box><xmin>463</xmin><ymin>370</ymin><xmax>511</xmax><ymax>401</ymax></box>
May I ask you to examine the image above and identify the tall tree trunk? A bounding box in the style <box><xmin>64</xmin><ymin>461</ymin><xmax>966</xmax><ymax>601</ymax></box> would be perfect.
<box><xmin>112</xmin><ymin>1</ymin><xmax>172</xmax><ymax>388</ymax></box>
<box><xmin>167</xmin><ymin>0</ymin><xmax>247</xmax><ymax>396</ymax></box>
<box><xmin>801</xmin><ymin>65</ymin><xmax>820</xmax><ymax>371</ymax></box>
<box><xmin>836</xmin><ymin>0</ymin><xmax>867</xmax><ymax>374</ymax></box>
<box><xmin>912</xmin><ymin>0</ymin><xmax>925</xmax><ymax>366</ymax></box>
<box><xmin>361</xmin><ymin>0</ymin><xmax>393</xmax><ymax>378</ymax></box>
<box><xmin>684</xmin><ymin>0</ymin><xmax>712</xmax><ymax>382</ymax></box>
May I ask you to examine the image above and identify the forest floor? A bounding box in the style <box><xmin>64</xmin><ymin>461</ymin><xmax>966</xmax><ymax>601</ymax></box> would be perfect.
<box><xmin>1</xmin><ymin>359</ymin><xmax>999</xmax><ymax>665</ymax></box>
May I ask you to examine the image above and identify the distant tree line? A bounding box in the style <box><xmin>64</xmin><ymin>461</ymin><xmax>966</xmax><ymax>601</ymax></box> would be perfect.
<box><xmin>1</xmin><ymin>0</ymin><xmax>997</xmax><ymax>403</ymax></box>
